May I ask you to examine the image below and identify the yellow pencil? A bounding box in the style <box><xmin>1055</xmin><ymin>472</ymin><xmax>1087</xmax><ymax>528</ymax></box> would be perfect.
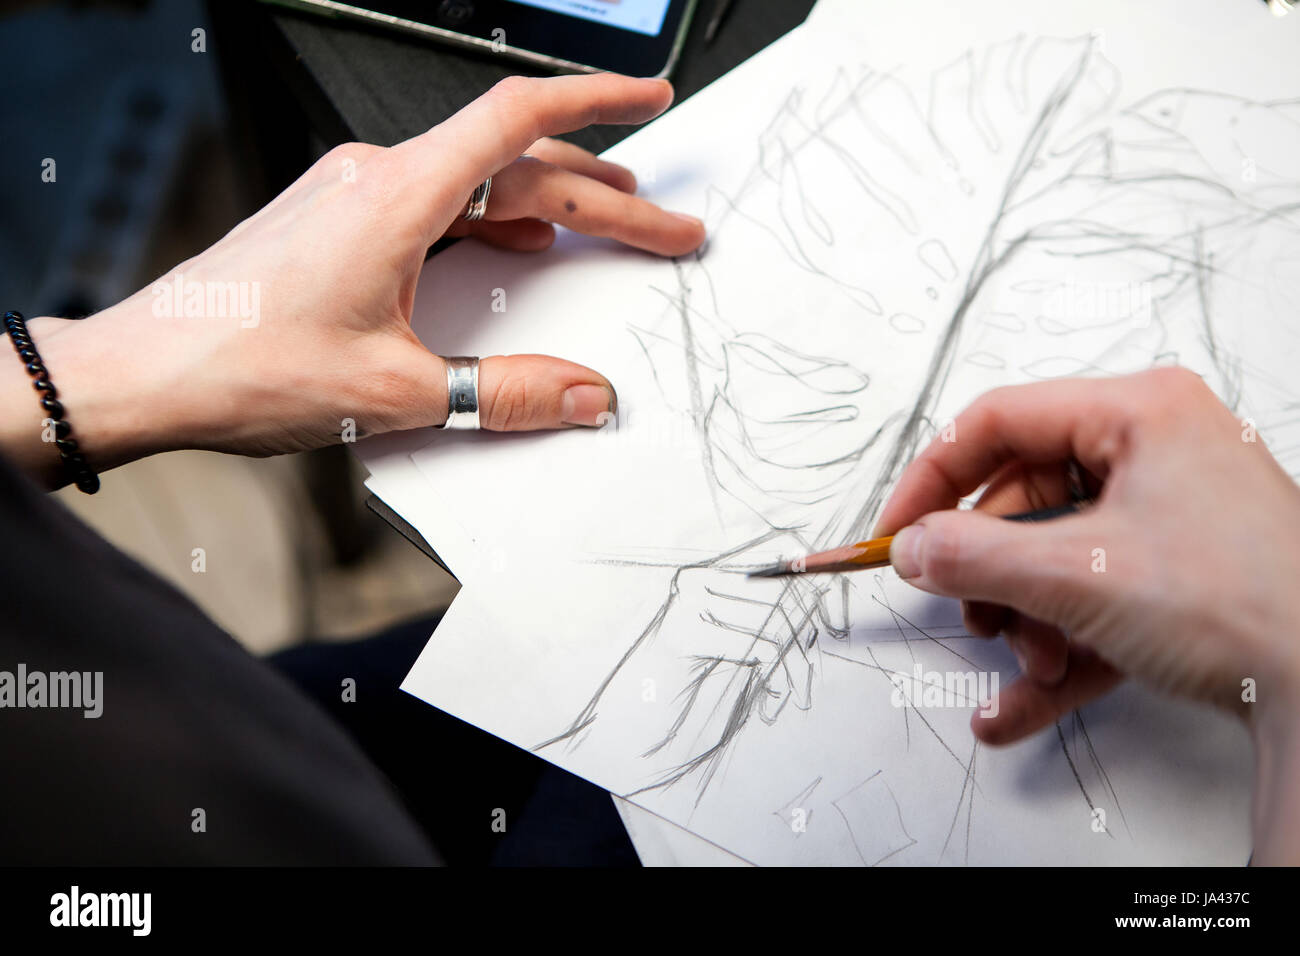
<box><xmin>750</xmin><ymin>503</ymin><xmax>1085</xmax><ymax>577</ymax></box>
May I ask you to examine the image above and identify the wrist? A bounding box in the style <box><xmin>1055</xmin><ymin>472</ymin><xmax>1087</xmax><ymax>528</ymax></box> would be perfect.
<box><xmin>0</xmin><ymin>314</ymin><xmax>63</xmax><ymax>486</ymax></box>
<box><xmin>1</xmin><ymin>302</ymin><xmax>191</xmax><ymax>487</ymax></box>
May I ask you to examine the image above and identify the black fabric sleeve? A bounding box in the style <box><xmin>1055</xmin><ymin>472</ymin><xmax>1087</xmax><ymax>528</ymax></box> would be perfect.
<box><xmin>0</xmin><ymin>453</ymin><xmax>438</xmax><ymax>865</ymax></box>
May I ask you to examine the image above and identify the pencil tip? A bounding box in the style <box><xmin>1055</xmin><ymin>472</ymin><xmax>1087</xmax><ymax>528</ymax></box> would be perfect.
<box><xmin>747</xmin><ymin>563</ymin><xmax>790</xmax><ymax>578</ymax></box>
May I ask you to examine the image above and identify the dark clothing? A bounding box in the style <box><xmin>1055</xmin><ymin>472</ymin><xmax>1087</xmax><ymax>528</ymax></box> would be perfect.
<box><xmin>0</xmin><ymin>452</ymin><xmax>639</xmax><ymax>866</ymax></box>
<box><xmin>269</xmin><ymin>625</ymin><xmax>640</xmax><ymax>867</ymax></box>
<box><xmin>0</xmin><ymin>453</ymin><xmax>437</xmax><ymax>865</ymax></box>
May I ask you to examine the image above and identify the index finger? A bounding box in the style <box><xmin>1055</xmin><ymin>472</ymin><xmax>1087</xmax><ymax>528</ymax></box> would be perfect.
<box><xmin>392</xmin><ymin>74</ymin><xmax>674</xmax><ymax>220</ymax></box>
<box><xmin>873</xmin><ymin>373</ymin><xmax>1143</xmax><ymax>536</ymax></box>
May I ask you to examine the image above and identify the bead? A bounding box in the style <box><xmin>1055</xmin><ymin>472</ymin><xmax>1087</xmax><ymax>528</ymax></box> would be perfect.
<box><xmin>6</xmin><ymin>307</ymin><xmax>97</xmax><ymax>493</ymax></box>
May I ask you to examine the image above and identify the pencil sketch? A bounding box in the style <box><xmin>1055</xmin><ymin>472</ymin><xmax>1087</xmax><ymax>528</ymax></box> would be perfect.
<box><xmin>833</xmin><ymin>771</ymin><xmax>917</xmax><ymax>866</ymax></box>
<box><xmin>534</xmin><ymin>33</ymin><xmax>1300</xmax><ymax>861</ymax></box>
<box><xmin>773</xmin><ymin>775</ymin><xmax>821</xmax><ymax>837</ymax></box>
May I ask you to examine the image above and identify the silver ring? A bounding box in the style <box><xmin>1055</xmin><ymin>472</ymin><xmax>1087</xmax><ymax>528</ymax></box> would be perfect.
<box><xmin>442</xmin><ymin>356</ymin><xmax>480</xmax><ymax>430</ymax></box>
<box><xmin>462</xmin><ymin>177</ymin><xmax>492</xmax><ymax>222</ymax></box>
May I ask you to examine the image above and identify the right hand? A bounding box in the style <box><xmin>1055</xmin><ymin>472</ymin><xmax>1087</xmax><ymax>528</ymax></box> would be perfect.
<box><xmin>873</xmin><ymin>367</ymin><xmax>1300</xmax><ymax>747</ymax></box>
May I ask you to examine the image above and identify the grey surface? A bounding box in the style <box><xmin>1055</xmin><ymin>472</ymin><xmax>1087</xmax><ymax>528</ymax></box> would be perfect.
<box><xmin>266</xmin><ymin>0</ymin><xmax>818</xmax><ymax>150</ymax></box>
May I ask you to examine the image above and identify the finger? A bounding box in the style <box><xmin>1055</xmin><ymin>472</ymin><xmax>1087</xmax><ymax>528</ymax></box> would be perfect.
<box><xmin>961</xmin><ymin>460</ymin><xmax>1074</xmax><ymax>638</ymax></box>
<box><xmin>523</xmin><ymin>137</ymin><xmax>638</xmax><ymax>193</ymax></box>
<box><xmin>474</xmin><ymin>354</ymin><xmax>617</xmax><ymax>431</ymax></box>
<box><xmin>873</xmin><ymin>374</ymin><xmax>1147</xmax><ymax>536</ymax></box>
<box><xmin>889</xmin><ymin>507</ymin><xmax>1100</xmax><ymax>628</ymax></box>
<box><xmin>962</xmin><ymin>600</ymin><xmax>1008</xmax><ymax>638</ymax></box>
<box><xmin>392</xmin><ymin>74</ymin><xmax>674</xmax><ymax>235</ymax></box>
<box><xmin>976</xmin><ymin>459</ymin><xmax>1071</xmax><ymax>516</ymax></box>
<box><xmin>462</xmin><ymin>218</ymin><xmax>557</xmax><ymax>252</ymax></box>
<box><xmin>972</xmin><ymin>648</ymin><xmax>1122</xmax><ymax>746</ymax></box>
<box><xmin>1002</xmin><ymin>611</ymin><xmax>1070</xmax><ymax>686</ymax></box>
<box><xmin>380</xmin><ymin>347</ymin><xmax>617</xmax><ymax>432</ymax></box>
<box><xmin>482</xmin><ymin>156</ymin><xmax>704</xmax><ymax>257</ymax></box>
<box><xmin>963</xmin><ymin>598</ymin><xmax>1073</xmax><ymax>689</ymax></box>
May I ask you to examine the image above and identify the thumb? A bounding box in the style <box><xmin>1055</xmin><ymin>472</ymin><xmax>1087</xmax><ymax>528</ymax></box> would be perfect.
<box><xmin>888</xmin><ymin>508</ymin><xmax>1100</xmax><ymax>629</ymax></box>
<box><xmin>423</xmin><ymin>352</ymin><xmax>617</xmax><ymax>431</ymax></box>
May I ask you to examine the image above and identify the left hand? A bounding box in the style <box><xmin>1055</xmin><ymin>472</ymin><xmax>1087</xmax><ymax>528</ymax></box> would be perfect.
<box><xmin>11</xmin><ymin>74</ymin><xmax>705</xmax><ymax>483</ymax></box>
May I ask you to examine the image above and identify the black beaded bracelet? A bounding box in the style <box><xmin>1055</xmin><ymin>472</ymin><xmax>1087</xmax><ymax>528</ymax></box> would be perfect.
<box><xmin>4</xmin><ymin>311</ymin><xmax>100</xmax><ymax>494</ymax></box>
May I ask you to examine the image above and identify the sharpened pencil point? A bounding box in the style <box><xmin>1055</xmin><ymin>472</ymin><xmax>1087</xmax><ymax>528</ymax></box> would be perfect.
<box><xmin>747</xmin><ymin>562</ymin><xmax>790</xmax><ymax>578</ymax></box>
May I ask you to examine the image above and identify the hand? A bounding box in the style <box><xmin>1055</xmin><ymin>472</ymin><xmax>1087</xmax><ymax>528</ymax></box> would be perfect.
<box><xmin>3</xmin><ymin>74</ymin><xmax>706</xmax><ymax>484</ymax></box>
<box><xmin>874</xmin><ymin>367</ymin><xmax>1300</xmax><ymax>863</ymax></box>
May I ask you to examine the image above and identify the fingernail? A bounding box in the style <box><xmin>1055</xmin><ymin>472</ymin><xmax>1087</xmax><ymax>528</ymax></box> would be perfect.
<box><xmin>562</xmin><ymin>384</ymin><xmax>616</xmax><ymax>428</ymax></box>
<box><xmin>890</xmin><ymin>525</ymin><xmax>924</xmax><ymax>579</ymax></box>
<box><xmin>670</xmin><ymin>212</ymin><xmax>703</xmax><ymax>227</ymax></box>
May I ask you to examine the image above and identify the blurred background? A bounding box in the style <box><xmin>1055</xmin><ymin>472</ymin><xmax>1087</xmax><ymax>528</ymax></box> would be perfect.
<box><xmin>1</xmin><ymin>0</ymin><xmax>458</xmax><ymax>655</ymax></box>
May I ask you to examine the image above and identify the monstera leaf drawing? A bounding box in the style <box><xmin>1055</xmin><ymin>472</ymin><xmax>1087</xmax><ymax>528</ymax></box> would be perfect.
<box><xmin>533</xmin><ymin>34</ymin><xmax>1299</xmax><ymax>858</ymax></box>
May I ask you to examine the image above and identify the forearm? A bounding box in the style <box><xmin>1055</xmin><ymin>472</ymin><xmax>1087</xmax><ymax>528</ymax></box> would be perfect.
<box><xmin>0</xmin><ymin>304</ymin><xmax>184</xmax><ymax>489</ymax></box>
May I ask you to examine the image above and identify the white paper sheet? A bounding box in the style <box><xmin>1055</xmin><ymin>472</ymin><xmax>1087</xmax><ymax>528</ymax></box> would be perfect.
<box><xmin>611</xmin><ymin>796</ymin><xmax>754</xmax><ymax>866</ymax></box>
<box><xmin>360</xmin><ymin>0</ymin><xmax>1300</xmax><ymax>865</ymax></box>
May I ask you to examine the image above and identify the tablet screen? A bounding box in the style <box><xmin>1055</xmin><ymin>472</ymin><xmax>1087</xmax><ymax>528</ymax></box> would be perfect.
<box><xmin>504</xmin><ymin>0</ymin><xmax>673</xmax><ymax>37</ymax></box>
